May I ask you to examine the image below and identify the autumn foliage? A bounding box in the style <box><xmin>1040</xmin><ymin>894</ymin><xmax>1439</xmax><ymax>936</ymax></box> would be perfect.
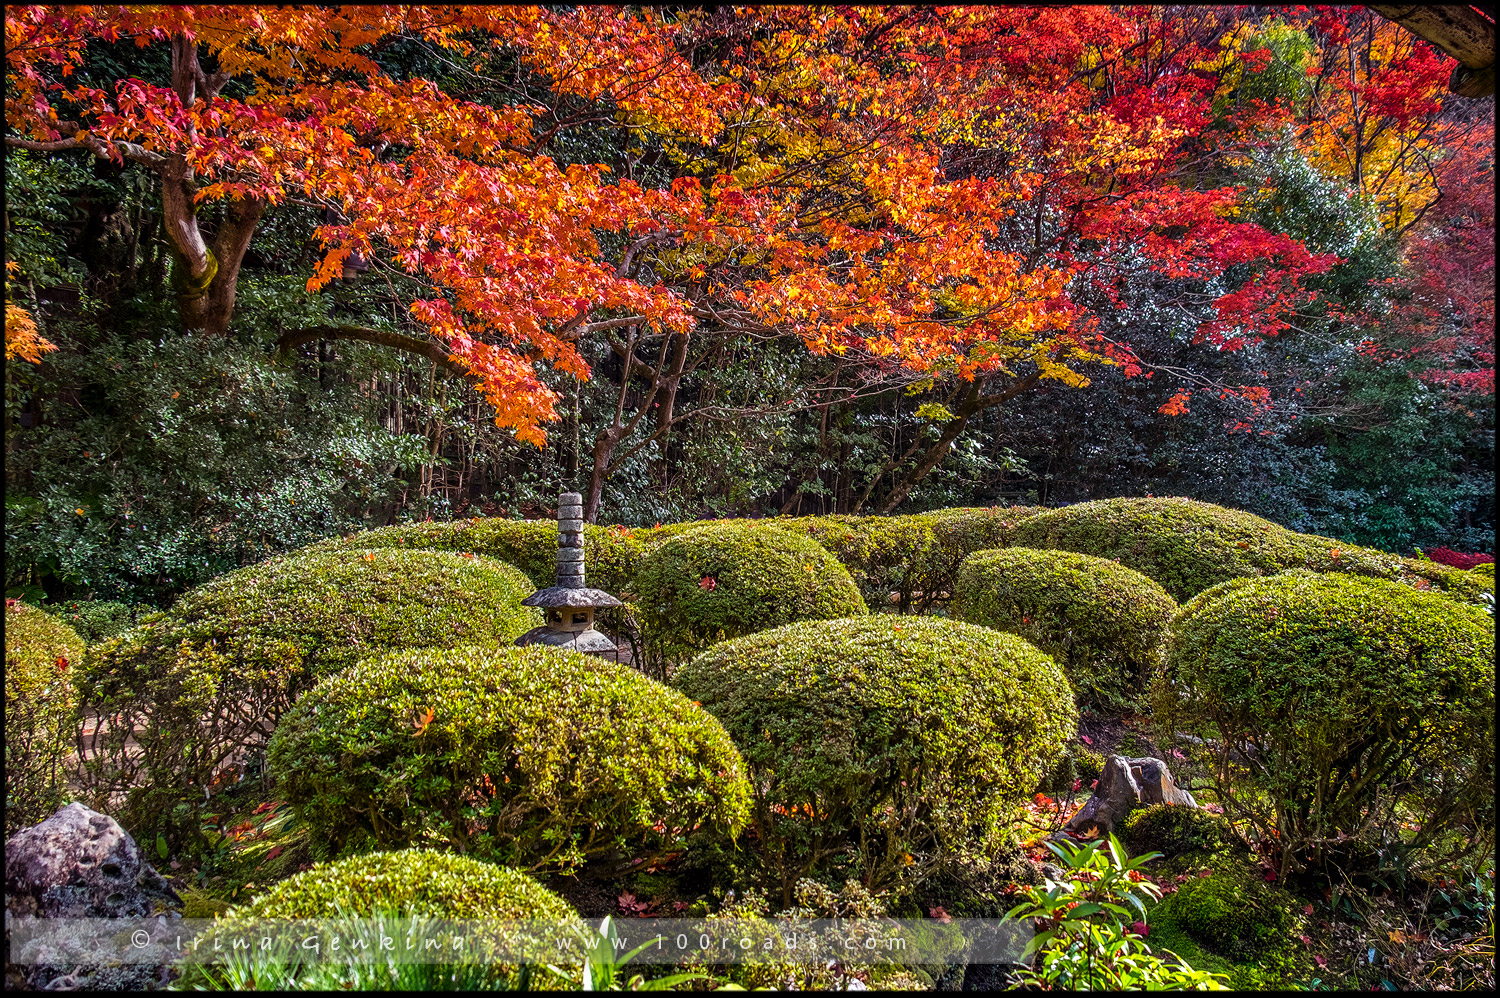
<box><xmin>3</xmin><ymin>5</ymin><xmax>1389</xmax><ymax>447</ymax></box>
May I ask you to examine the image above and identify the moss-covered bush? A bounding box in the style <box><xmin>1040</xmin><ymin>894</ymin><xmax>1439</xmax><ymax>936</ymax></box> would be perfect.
<box><xmin>1157</xmin><ymin>571</ymin><xmax>1494</xmax><ymax>876</ymax></box>
<box><xmin>634</xmin><ymin>523</ymin><xmax>867</xmax><ymax>663</ymax></box>
<box><xmin>5</xmin><ymin>601</ymin><xmax>85</xmax><ymax>834</ymax></box>
<box><xmin>269</xmin><ymin>644</ymin><xmax>752</xmax><ymax>869</ymax></box>
<box><xmin>311</xmin><ymin>517</ymin><xmax>646</xmax><ymax>595</ymax></box>
<box><xmin>1009</xmin><ymin>496</ymin><xmax>1486</xmax><ymax>603</ymax></box>
<box><xmin>952</xmin><ymin>547</ymin><xmax>1177</xmax><ymax>713</ymax></box>
<box><xmin>1121</xmin><ymin>804</ymin><xmax>1234</xmax><ymax>858</ymax></box>
<box><xmin>1169</xmin><ymin>869</ymin><xmax>1298</xmax><ymax>961</ymax></box>
<box><xmin>78</xmin><ymin>549</ymin><xmax>539</xmax><ymax>835</ymax></box>
<box><xmin>671</xmin><ymin>616</ymin><xmax>1075</xmax><ymax>903</ymax></box>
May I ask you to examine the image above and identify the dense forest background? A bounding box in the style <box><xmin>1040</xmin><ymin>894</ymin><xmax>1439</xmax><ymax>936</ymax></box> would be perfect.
<box><xmin>5</xmin><ymin>5</ymin><xmax>1493</xmax><ymax>607</ymax></box>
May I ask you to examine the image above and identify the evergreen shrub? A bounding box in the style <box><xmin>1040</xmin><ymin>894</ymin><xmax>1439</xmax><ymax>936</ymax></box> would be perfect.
<box><xmin>671</xmin><ymin>616</ymin><xmax>1075</xmax><ymax>903</ymax></box>
<box><xmin>1470</xmin><ymin>562</ymin><xmax>1494</xmax><ymax>582</ymax></box>
<box><xmin>1009</xmin><ymin>496</ymin><xmax>1486</xmax><ymax>603</ymax></box>
<box><xmin>78</xmin><ymin>549</ymin><xmax>538</xmax><ymax>834</ymax></box>
<box><xmin>48</xmin><ymin>599</ymin><xmax>151</xmax><ymax>644</ymax></box>
<box><xmin>1157</xmin><ymin>571</ymin><xmax>1494</xmax><ymax>875</ymax></box>
<box><xmin>634</xmin><ymin>522</ymin><xmax>866</xmax><ymax>663</ymax></box>
<box><xmin>952</xmin><ymin>547</ymin><xmax>1177</xmax><ymax>712</ymax></box>
<box><xmin>1121</xmin><ymin>804</ymin><xmax>1234</xmax><ymax>857</ymax></box>
<box><xmin>269</xmin><ymin>644</ymin><xmax>752</xmax><ymax>869</ymax></box>
<box><xmin>5</xmin><ymin>601</ymin><xmax>85</xmax><ymax>833</ymax></box>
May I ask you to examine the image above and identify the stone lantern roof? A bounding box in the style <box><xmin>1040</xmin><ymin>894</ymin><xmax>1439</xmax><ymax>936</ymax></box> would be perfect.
<box><xmin>514</xmin><ymin>492</ymin><xmax>622</xmax><ymax>659</ymax></box>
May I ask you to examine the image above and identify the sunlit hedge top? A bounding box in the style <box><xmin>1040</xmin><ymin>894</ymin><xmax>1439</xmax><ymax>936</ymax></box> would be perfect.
<box><xmin>270</xmin><ymin>644</ymin><xmax>753</xmax><ymax>869</ymax></box>
<box><xmin>312</xmin><ymin>518</ymin><xmax>645</xmax><ymax>595</ymax></box>
<box><xmin>223</xmin><ymin>849</ymin><xmax>576</xmax><ymax>920</ymax></box>
<box><xmin>1009</xmin><ymin>496</ymin><xmax>1484</xmax><ymax>602</ymax></box>
<box><xmin>78</xmin><ymin>548</ymin><xmax>539</xmax><ymax>825</ymax></box>
<box><xmin>953</xmin><ymin>547</ymin><xmax>1177</xmax><ymax>713</ymax></box>
<box><xmin>634</xmin><ymin>522</ymin><xmax>867</xmax><ymax>660</ymax></box>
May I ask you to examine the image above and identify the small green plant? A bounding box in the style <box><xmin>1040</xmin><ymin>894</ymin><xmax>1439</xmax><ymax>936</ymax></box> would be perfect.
<box><xmin>548</xmin><ymin>917</ymin><xmax>710</xmax><ymax>991</ymax></box>
<box><xmin>1004</xmin><ymin>834</ymin><xmax>1228</xmax><ymax>990</ymax></box>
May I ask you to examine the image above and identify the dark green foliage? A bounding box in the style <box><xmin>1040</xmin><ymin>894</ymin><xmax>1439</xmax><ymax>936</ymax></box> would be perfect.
<box><xmin>45</xmin><ymin>599</ymin><xmax>149</xmax><ymax>644</ymax></box>
<box><xmin>1009</xmin><ymin>496</ymin><xmax>1486</xmax><ymax>603</ymax></box>
<box><xmin>953</xmin><ymin>547</ymin><xmax>1177</xmax><ymax>713</ymax></box>
<box><xmin>1157</xmin><ymin>571</ymin><xmax>1494</xmax><ymax>875</ymax></box>
<box><xmin>1169</xmin><ymin>869</ymin><xmax>1298</xmax><ymax>961</ymax></box>
<box><xmin>5</xmin><ymin>602</ymin><xmax>85</xmax><ymax>834</ymax></box>
<box><xmin>634</xmin><ymin>523</ymin><xmax>867</xmax><ymax>663</ymax></box>
<box><xmin>671</xmin><ymin>616</ymin><xmax>1076</xmax><ymax>903</ymax></box>
<box><xmin>78</xmin><ymin>549</ymin><xmax>538</xmax><ymax>836</ymax></box>
<box><xmin>269</xmin><ymin>644</ymin><xmax>752</xmax><ymax>869</ymax></box>
<box><xmin>1039</xmin><ymin>742</ymin><xmax>1106</xmax><ymax>794</ymax></box>
<box><xmin>222</xmin><ymin>849</ymin><xmax>576</xmax><ymax>920</ymax></box>
<box><xmin>1121</xmin><ymin>805</ymin><xmax>1234</xmax><ymax>858</ymax></box>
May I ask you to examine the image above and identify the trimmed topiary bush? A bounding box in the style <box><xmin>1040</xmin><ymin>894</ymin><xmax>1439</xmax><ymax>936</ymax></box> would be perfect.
<box><xmin>5</xmin><ymin>601</ymin><xmax>85</xmax><ymax>834</ymax></box>
<box><xmin>78</xmin><ymin>549</ymin><xmax>539</xmax><ymax>836</ymax></box>
<box><xmin>671</xmin><ymin>616</ymin><xmax>1076</xmax><ymax>904</ymax></box>
<box><xmin>1168</xmin><ymin>869</ymin><xmax>1298</xmax><ymax>961</ymax></box>
<box><xmin>952</xmin><ymin>547</ymin><xmax>1177</xmax><ymax>713</ymax></box>
<box><xmin>777</xmin><ymin>514</ymin><xmax>938</xmax><ymax>612</ymax></box>
<box><xmin>1157</xmin><ymin>571</ymin><xmax>1494</xmax><ymax>877</ymax></box>
<box><xmin>311</xmin><ymin>517</ymin><xmax>646</xmax><ymax>595</ymax></box>
<box><xmin>224</xmin><ymin>848</ymin><xmax>576</xmax><ymax>920</ymax></box>
<box><xmin>1121</xmin><ymin>804</ymin><xmax>1234</xmax><ymax>858</ymax></box>
<box><xmin>634</xmin><ymin>522</ymin><xmax>867</xmax><ymax>664</ymax></box>
<box><xmin>1009</xmin><ymin>496</ymin><xmax>1486</xmax><ymax>603</ymax></box>
<box><xmin>269</xmin><ymin>644</ymin><xmax>752</xmax><ymax>870</ymax></box>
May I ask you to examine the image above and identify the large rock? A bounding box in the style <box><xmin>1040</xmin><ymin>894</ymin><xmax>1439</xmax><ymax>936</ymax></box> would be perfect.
<box><xmin>1059</xmin><ymin>755</ymin><xmax>1197</xmax><ymax>840</ymax></box>
<box><xmin>5</xmin><ymin>803</ymin><xmax>181</xmax><ymax>990</ymax></box>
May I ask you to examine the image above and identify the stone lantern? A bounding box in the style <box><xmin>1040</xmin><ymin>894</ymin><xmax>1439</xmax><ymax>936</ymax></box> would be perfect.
<box><xmin>513</xmin><ymin>492</ymin><xmax>623</xmax><ymax>660</ymax></box>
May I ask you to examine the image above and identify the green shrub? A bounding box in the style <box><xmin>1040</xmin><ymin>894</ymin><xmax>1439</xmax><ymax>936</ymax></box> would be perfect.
<box><xmin>269</xmin><ymin>644</ymin><xmax>751</xmax><ymax>869</ymax></box>
<box><xmin>1169</xmin><ymin>869</ymin><xmax>1297</xmax><ymax>961</ymax></box>
<box><xmin>953</xmin><ymin>548</ymin><xmax>1177</xmax><ymax>713</ymax></box>
<box><xmin>1009</xmin><ymin>496</ymin><xmax>1487</xmax><ymax>603</ymax></box>
<box><xmin>47</xmin><ymin>600</ymin><xmax>151</xmax><ymax>644</ymax></box>
<box><xmin>311</xmin><ymin>517</ymin><xmax>646</xmax><ymax>595</ymax></box>
<box><xmin>777</xmin><ymin>514</ymin><xmax>936</xmax><ymax>612</ymax></box>
<box><xmin>1157</xmin><ymin>571</ymin><xmax>1494</xmax><ymax>876</ymax></box>
<box><xmin>912</xmin><ymin>506</ymin><xmax>1049</xmax><ymax>609</ymax></box>
<box><xmin>671</xmin><ymin>616</ymin><xmax>1075</xmax><ymax>903</ymax></box>
<box><xmin>226</xmin><ymin>848</ymin><xmax>575</xmax><ymax>920</ymax></box>
<box><xmin>1121</xmin><ymin>805</ymin><xmax>1234</xmax><ymax>858</ymax></box>
<box><xmin>78</xmin><ymin>549</ymin><xmax>539</xmax><ymax>836</ymax></box>
<box><xmin>1470</xmin><ymin>562</ymin><xmax>1495</xmax><ymax>581</ymax></box>
<box><xmin>1039</xmin><ymin>742</ymin><xmax>1106</xmax><ymax>794</ymax></box>
<box><xmin>5</xmin><ymin>601</ymin><xmax>85</xmax><ymax>834</ymax></box>
<box><xmin>634</xmin><ymin>523</ymin><xmax>867</xmax><ymax>664</ymax></box>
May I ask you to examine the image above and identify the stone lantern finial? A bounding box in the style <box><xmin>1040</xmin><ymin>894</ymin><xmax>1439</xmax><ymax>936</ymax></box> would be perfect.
<box><xmin>513</xmin><ymin>492</ymin><xmax>623</xmax><ymax>660</ymax></box>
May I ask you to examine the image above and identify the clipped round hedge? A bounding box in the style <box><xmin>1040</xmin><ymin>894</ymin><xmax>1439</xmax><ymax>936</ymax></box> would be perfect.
<box><xmin>671</xmin><ymin>616</ymin><xmax>1076</xmax><ymax>902</ymax></box>
<box><xmin>952</xmin><ymin>547</ymin><xmax>1177</xmax><ymax>713</ymax></box>
<box><xmin>5</xmin><ymin>602</ymin><xmax>85</xmax><ymax>834</ymax></box>
<box><xmin>1009</xmin><ymin>496</ymin><xmax>1485</xmax><ymax>603</ymax></box>
<box><xmin>269</xmin><ymin>644</ymin><xmax>752</xmax><ymax>869</ymax></box>
<box><xmin>312</xmin><ymin>517</ymin><xmax>645</xmax><ymax>595</ymax></box>
<box><xmin>634</xmin><ymin>522</ymin><xmax>867</xmax><ymax>662</ymax></box>
<box><xmin>226</xmin><ymin>849</ymin><xmax>575</xmax><ymax>920</ymax></box>
<box><xmin>79</xmin><ymin>549</ymin><xmax>539</xmax><ymax>833</ymax></box>
<box><xmin>1157</xmin><ymin>571</ymin><xmax>1494</xmax><ymax>873</ymax></box>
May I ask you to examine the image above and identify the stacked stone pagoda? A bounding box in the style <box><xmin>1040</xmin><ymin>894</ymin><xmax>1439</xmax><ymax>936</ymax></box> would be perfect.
<box><xmin>513</xmin><ymin>492</ymin><xmax>623</xmax><ymax>660</ymax></box>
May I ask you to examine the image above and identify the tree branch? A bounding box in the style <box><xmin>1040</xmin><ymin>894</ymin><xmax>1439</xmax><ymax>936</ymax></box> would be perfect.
<box><xmin>275</xmin><ymin>324</ymin><xmax>470</xmax><ymax>377</ymax></box>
